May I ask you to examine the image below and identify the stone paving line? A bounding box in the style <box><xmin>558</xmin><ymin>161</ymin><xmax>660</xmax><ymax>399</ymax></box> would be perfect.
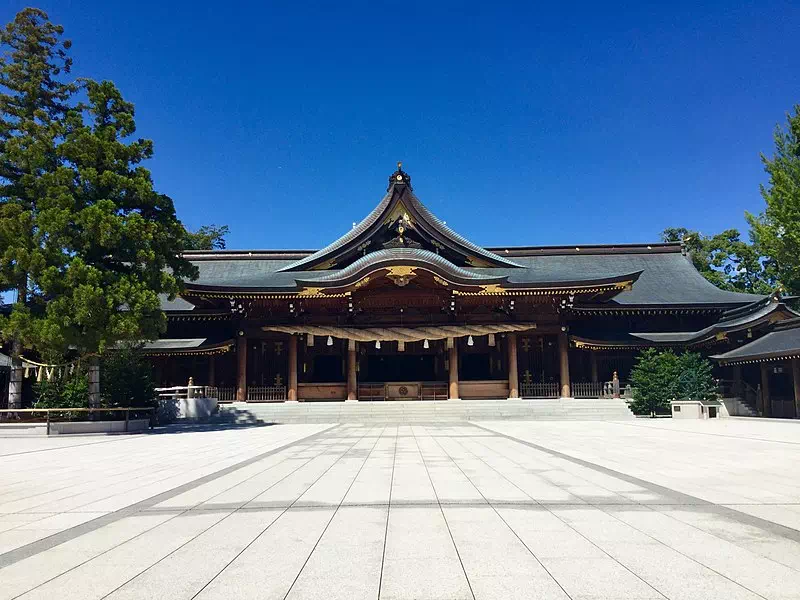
<box><xmin>1</xmin><ymin>422</ymin><xmax>800</xmax><ymax>599</ymax></box>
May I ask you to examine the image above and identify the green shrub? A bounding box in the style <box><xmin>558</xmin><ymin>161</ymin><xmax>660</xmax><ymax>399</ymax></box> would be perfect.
<box><xmin>630</xmin><ymin>349</ymin><xmax>718</xmax><ymax>416</ymax></box>
<box><xmin>100</xmin><ymin>346</ymin><xmax>156</xmax><ymax>408</ymax></box>
<box><xmin>677</xmin><ymin>352</ymin><xmax>719</xmax><ymax>402</ymax></box>
<box><xmin>629</xmin><ymin>349</ymin><xmax>680</xmax><ymax>416</ymax></box>
<box><xmin>34</xmin><ymin>370</ymin><xmax>89</xmax><ymax>409</ymax></box>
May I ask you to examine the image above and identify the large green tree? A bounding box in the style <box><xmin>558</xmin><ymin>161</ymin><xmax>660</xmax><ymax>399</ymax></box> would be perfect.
<box><xmin>748</xmin><ymin>106</ymin><xmax>800</xmax><ymax>295</ymax></box>
<box><xmin>660</xmin><ymin>227</ymin><xmax>774</xmax><ymax>295</ymax></box>
<box><xmin>0</xmin><ymin>9</ymin><xmax>196</xmax><ymax>407</ymax></box>
<box><xmin>182</xmin><ymin>223</ymin><xmax>229</xmax><ymax>250</ymax></box>
<box><xmin>0</xmin><ymin>8</ymin><xmax>75</xmax><ymax>407</ymax></box>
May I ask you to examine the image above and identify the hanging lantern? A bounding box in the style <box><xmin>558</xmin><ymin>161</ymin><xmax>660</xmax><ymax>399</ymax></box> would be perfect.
<box><xmin>375</xmin><ymin>340</ymin><xmax>381</xmax><ymax>349</ymax></box>
<box><xmin>488</xmin><ymin>333</ymin><xmax>495</xmax><ymax>347</ymax></box>
<box><xmin>398</xmin><ymin>340</ymin><xmax>405</xmax><ymax>352</ymax></box>
<box><xmin>327</xmin><ymin>335</ymin><xmax>334</xmax><ymax>346</ymax></box>
<box><xmin>467</xmin><ymin>335</ymin><xmax>474</xmax><ymax>346</ymax></box>
<box><xmin>307</xmin><ymin>334</ymin><xmax>314</xmax><ymax>346</ymax></box>
<box><xmin>423</xmin><ymin>339</ymin><xmax>429</xmax><ymax>349</ymax></box>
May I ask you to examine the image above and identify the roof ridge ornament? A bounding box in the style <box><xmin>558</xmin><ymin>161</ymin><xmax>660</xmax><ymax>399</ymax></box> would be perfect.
<box><xmin>388</xmin><ymin>161</ymin><xmax>412</xmax><ymax>191</ymax></box>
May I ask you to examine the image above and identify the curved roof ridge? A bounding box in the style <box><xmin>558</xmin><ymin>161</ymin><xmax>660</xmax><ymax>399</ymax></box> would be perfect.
<box><xmin>279</xmin><ymin>190</ymin><xmax>394</xmax><ymax>272</ymax></box>
<box><xmin>402</xmin><ymin>188</ymin><xmax>522</xmax><ymax>268</ymax></box>
<box><xmin>307</xmin><ymin>248</ymin><xmax>488</xmax><ymax>283</ymax></box>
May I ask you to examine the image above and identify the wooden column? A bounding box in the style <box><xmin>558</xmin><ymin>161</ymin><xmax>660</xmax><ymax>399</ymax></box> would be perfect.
<box><xmin>288</xmin><ymin>335</ymin><xmax>298</xmax><ymax>401</ymax></box>
<box><xmin>590</xmin><ymin>352</ymin><xmax>599</xmax><ymax>383</ymax></box>
<box><xmin>347</xmin><ymin>340</ymin><xmax>357</xmax><ymax>401</ymax></box>
<box><xmin>507</xmin><ymin>333</ymin><xmax>519</xmax><ymax>399</ymax></box>
<box><xmin>760</xmin><ymin>363</ymin><xmax>771</xmax><ymax>417</ymax></box>
<box><xmin>793</xmin><ymin>359</ymin><xmax>800</xmax><ymax>419</ymax></box>
<box><xmin>236</xmin><ymin>335</ymin><xmax>247</xmax><ymax>402</ymax></box>
<box><xmin>208</xmin><ymin>355</ymin><xmax>216</xmax><ymax>387</ymax></box>
<box><xmin>731</xmin><ymin>364</ymin><xmax>743</xmax><ymax>398</ymax></box>
<box><xmin>558</xmin><ymin>330</ymin><xmax>571</xmax><ymax>398</ymax></box>
<box><xmin>448</xmin><ymin>338</ymin><xmax>459</xmax><ymax>400</ymax></box>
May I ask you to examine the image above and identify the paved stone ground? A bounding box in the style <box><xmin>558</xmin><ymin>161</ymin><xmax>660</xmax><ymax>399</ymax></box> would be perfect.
<box><xmin>1</xmin><ymin>420</ymin><xmax>800</xmax><ymax>599</ymax></box>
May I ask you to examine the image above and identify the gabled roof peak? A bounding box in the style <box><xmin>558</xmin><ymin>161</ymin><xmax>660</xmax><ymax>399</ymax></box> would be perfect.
<box><xmin>279</xmin><ymin>165</ymin><xmax>522</xmax><ymax>272</ymax></box>
<box><xmin>388</xmin><ymin>162</ymin><xmax>412</xmax><ymax>191</ymax></box>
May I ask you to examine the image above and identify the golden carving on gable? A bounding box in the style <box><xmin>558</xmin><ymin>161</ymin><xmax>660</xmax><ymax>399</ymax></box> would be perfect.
<box><xmin>433</xmin><ymin>275</ymin><xmax>450</xmax><ymax>287</ymax></box>
<box><xmin>385</xmin><ymin>265</ymin><xmax>417</xmax><ymax>287</ymax></box>
<box><xmin>479</xmin><ymin>284</ymin><xmax>506</xmax><ymax>294</ymax></box>
<box><xmin>298</xmin><ymin>287</ymin><xmax>324</xmax><ymax>296</ymax></box>
<box><xmin>353</xmin><ymin>276</ymin><xmax>371</xmax><ymax>289</ymax></box>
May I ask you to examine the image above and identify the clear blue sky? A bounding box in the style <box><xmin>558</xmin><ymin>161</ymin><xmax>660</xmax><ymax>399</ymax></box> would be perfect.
<box><xmin>6</xmin><ymin>1</ymin><xmax>799</xmax><ymax>249</ymax></box>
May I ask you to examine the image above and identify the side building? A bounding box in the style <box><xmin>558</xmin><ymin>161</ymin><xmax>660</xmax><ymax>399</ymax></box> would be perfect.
<box><xmin>148</xmin><ymin>166</ymin><xmax>799</xmax><ymax>415</ymax></box>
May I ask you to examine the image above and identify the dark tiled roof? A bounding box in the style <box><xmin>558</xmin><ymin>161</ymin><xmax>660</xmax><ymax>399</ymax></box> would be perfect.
<box><xmin>140</xmin><ymin>338</ymin><xmax>235</xmax><ymax>355</ymax></box>
<box><xmin>631</xmin><ymin>294</ymin><xmax>796</xmax><ymax>343</ymax></box>
<box><xmin>169</xmin><ymin>244</ymin><xmax>763</xmax><ymax>307</ymax></box>
<box><xmin>712</xmin><ymin>318</ymin><xmax>800</xmax><ymax>363</ymax></box>
<box><xmin>301</xmin><ymin>248</ymin><xmax>503</xmax><ymax>285</ymax></box>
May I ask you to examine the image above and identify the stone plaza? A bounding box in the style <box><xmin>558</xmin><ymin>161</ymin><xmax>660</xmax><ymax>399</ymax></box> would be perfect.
<box><xmin>2</xmin><ymin>418</ymin><xmax>800</xmax><ymax>599</ymax></box>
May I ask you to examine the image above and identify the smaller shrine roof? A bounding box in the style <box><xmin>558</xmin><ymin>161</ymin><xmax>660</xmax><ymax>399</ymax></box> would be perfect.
<box><xmin>140</xmin><ymin>338</ymin><xmax>234</xmax><ymax>356</ymax></box>
<box><xmin>712</xmin><ymin>318</ymin><xmax>800</xmax><ymax>364</ymax></box>
<box><xmin>631</xmin><ymin>293</ymin><xmax>796</xmax><ymax>344</ymax></box>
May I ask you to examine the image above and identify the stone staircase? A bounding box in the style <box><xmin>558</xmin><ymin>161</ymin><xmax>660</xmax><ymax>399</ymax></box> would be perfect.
<box><xmin>214</xmin><ymin>398</ymin><xmax>636</xmax><ymax>424</ymax></box>
<box><xmin>721</xmin><ymin>396</ymin><xmax>759</xmax><ymax>417</ymax></box>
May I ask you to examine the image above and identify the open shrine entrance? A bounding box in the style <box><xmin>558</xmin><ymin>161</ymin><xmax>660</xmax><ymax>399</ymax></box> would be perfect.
<box><xmin>357</xmin><ymin>339</ymin><xmax>447</xmax><ymax>401</ymax></box>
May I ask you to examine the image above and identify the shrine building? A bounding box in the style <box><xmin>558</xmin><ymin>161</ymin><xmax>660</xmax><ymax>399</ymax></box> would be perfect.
<box><xmin>147</xmin><ymin>165</ymin><xmax>800</xmax><ymax>413</ymax></box>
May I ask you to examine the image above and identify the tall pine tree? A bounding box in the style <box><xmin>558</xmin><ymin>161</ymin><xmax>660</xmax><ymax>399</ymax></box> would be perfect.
<box><xmin>0</xmin><ymin>8</ymin><xmax>74</xmax><ymax>408</ymax></box>
<box><xmin>0</xmin><ymin>9</ymin><xmax>197</xmax><ymax>407</ymax></box>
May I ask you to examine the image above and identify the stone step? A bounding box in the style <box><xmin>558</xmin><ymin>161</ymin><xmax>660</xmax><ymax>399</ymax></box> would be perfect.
<box><xmin>215</xmin><ymin>398</ymin><xmax>635</xmax><ymax>424</ymax></box>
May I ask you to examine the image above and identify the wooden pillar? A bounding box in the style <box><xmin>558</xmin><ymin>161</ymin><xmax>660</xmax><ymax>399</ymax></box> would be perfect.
<box><xmin>732</xmin><ymin>364</ymin><xmax>743</xmax><ymax>398</ymax></box>
<box><xmin>507</xmin><ymin>333</ymin><xmax>519</xmax><ymax>399</ymax></box>
<box><xmin>347</xmin><ymin>340</ymin><xmax>357</xmax><ymax>401</ymax></box>
<box><xmin>590</xmin><ymin>352</ymin><xmax>599</xmax><ymax>383</ymax></box>
<box><xmin>793</xmin><ymin>359</ymin><xmax>800</xmax><ymax>419</ymax></box>
<box><xmin>760</xmin><ymin>363</ymin><xmax>771</xmax><ymax>417</ymax></box>
<box><xmin>288</xmin><ymin>335</ymin><xmax>298</xmax><ymax>401</ymax></box>
<box><xmin>208</xmin><ymin>355</ymin><xmax>216</xmax><ymax>387</ymax></box>
<box><xmin>558</xmin><ymin>330</ymin><xmax>570</xmax><ymax>398</ymax></box>
<box><xmin>153</xmin><ymin>360</ymin><xmax>163</xmax><ymax>388</ymax></box>
<box><xmin>448</xmin><ymin>338</ymin><xmax>459</xmax><ymax>400</ymax></box>
<box><xmin>236</xmin><ymin>335</ymin><xmax>247</xmax><ymax>401</ymax></box>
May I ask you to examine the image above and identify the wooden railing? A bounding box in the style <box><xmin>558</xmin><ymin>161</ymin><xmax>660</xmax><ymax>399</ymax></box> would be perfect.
<box><xmin>212</xmin><ymin>387</ymin><xmax>237</xmax><ymax>403</ymax></box>
<box><xmin>0</xmin><ymin>407</ymin><xmax>155</xmax><ymax>435</ymax></box>
<box><xmin>520</xmin><ymin>382</ymin><xmax>559</xmax><ymax>398</ymax></box>
<box><xmin>246</xmin><ymin>385</ymin><xmax>287</xmax><ymax>402</ymax></box>
<box><xmin>572</xmin><ymin>382</ymin><xmax>603</xmax><ymax>398</ymax></box>
<box><xmin>358</xmin><ymin>384</ymin><xmax>386</xmax><ymax>401</ymax></box>
<box><xmin>155</xmin><ymin>385</ymin><xmax>215</xmax><ymax>401</ymax></box>
<box><xmin>421</xmin><ymin>383</ymin><xmax>448</xmax><ymax>401</ymax></box>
